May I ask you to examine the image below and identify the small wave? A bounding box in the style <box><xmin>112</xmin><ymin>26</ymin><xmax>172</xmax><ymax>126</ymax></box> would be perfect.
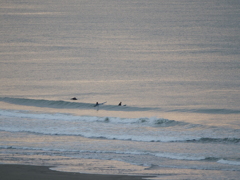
<box><xmin>185</xmin><ymin>137</ymin><xmax>240</xmax><ymax>144</ymax></box>
<box><xmin>218</xmin><ymin>159</ymin><xmax>240</xmax><ymax>166</ymax></box>
<box><xmin>137</xmin><ymin>117</ymin><xmax>188</xmax><ymax>127</ymax></box>
<box><xmin>1</xmin><ymin>109</ymin><xmax>239</xmax><ymax>144</ymax></box>
<box><xmin>0</xmin><ymin>97</ymin><xmax>156</xmax><ymax>112</ymax></box>
<box><xmin>0</xmin><ymin>145</ymin><xmax>205</xmax><ymax>162</ymax></box>
<box><xmin>154</xmin><ymin>152</ymin><xmax>206</xmax><ymax>161</ymax></box>
<box><xmin>0</xmin><ymin>97</ymin><xmax>94</xmax><ymax>109</ymax></box>
<box><xmin>169</xmin><ymin>108</ymin><xmax>240</xmax><ymax>114</ymax></box>
<box><xmin>0</xmin><ymin>145</ymin><xmax>54</xmax><ymax>152</ymax></box>
<box><xmin>1</xmin><ymin>146</ymin><xmax>239</xmax><ymax>166</ymax></box>
<box><xmin>0</xmin><ymin>109</ymin><xmax>182</xmax><ymax>127</ymax></box>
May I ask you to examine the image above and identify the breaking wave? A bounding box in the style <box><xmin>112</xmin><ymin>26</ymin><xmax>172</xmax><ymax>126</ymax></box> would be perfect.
<box><xmin>0</xmin><ymin>109</ymin><xmax>239</xmax><ymax>144</ymax></box>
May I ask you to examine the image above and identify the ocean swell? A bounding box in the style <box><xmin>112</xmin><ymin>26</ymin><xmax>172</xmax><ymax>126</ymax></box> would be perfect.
<box><xmin>169</xmin><ymin>108</ymin><xmax>240</xmax><ymax>114</ymax></box>
<box><xmin>0</xmin><ymin>97</ymin><xmax>156</xmax><ymax>112</ymax></box>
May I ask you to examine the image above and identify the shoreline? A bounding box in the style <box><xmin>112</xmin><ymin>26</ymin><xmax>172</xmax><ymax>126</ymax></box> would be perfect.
<box><xmin>0</xmin><ymin>164</ymin><xmax>154</xmax><ymax>180</ymax></box>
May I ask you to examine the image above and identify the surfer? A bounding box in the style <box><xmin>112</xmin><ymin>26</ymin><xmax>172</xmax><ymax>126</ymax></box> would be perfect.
<box><xmin>118</xmin><ymin>102</ymin><xmax>126</xmax><ymax>106</ymax></box>
<box><xmin>71</xmin><ymin>97</ymin><xmax>77</xmax><ymax>100</ymax></box>
<box><xmin>94</xmin><ymin>101</ymin><xmax>107</xmax><ymax>108</ymax></box>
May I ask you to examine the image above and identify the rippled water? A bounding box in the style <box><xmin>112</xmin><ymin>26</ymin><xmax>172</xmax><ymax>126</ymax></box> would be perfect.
<box><xmin>1</xmin><ymin>0</ymin><xmax>240</xmax><ymax>179</ymax></box>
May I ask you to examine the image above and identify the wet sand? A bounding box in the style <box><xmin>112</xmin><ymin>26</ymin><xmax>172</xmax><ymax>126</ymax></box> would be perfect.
<box><xmin>0</xmin><ymin>164</ymin><xmax>153</xmax><ymax>180</ymax></box>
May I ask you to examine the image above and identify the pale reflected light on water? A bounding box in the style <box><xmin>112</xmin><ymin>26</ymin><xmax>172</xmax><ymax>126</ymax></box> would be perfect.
<box><xmin>1</xmin><ymin>0</ymin><xmax>240</xmax><ymax>179</ymax></box>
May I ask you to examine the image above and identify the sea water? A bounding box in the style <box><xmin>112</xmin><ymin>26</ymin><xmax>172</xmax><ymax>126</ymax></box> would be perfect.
<box><xmin>0</xmin><ymin>0</ymin><xmax>240</xmax><ymax>179</ymax></box>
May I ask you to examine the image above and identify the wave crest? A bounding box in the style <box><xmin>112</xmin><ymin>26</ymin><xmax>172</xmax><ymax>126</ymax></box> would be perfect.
<box><xmin>186</xmin><ymin>138</ymin><xmax>240</xmax><ymax>144</ymax></box>
<box><xmin>0</xmin><ymin>97</ymin><xmax>156</xmax><ymax>112</ymax></box>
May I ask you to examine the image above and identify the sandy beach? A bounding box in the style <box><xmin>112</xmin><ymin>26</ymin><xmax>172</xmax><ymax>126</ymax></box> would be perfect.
<box><xmin>0</xmin><ymin>164</ymin><xmax>152</xmax><ymax>180</ymax></box>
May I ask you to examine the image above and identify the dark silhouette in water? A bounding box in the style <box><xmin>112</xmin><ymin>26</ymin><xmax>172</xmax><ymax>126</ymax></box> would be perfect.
<box><xmin>118</xmin><ymin>102</ymin><xmax>127</xmax><ymax>106</ymax></box>
<box><xmin>94</xmin><ymin>102</ymin><xmax>99</xmax><ymax>107</ymax></box>
<box><xmin>71</xmin><ymin>97</ymin><xmax>77</xmax><ymax>100</ymax></box>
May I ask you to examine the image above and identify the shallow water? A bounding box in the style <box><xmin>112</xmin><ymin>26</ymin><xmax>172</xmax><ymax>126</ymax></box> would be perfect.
<box><xmin>1</xmin><ymin>0</ymin><xmax>240</xmax><ymax>179</ymax></box>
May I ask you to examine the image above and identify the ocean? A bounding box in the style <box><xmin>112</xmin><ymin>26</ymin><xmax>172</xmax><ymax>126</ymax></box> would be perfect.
<box><xmin>0</xmin><ymin>0</ymin><xmax>240</xmax><ymax>179</ymax></box>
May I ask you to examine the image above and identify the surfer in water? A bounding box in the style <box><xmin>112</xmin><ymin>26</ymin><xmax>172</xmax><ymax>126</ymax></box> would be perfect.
<box><xmin>71</xmin><ymin>97</ymin><xmax>77</xmax><ymax>100</ymax></box>
<box><xmin>118</xmin><ymin>102</ymin><xmax>126</xmax><ymax>106</ymax></box>
<box><xmin>94</xmin><ymin>102</ymin><xmax>99</xmax><ymax>107</ymax></box>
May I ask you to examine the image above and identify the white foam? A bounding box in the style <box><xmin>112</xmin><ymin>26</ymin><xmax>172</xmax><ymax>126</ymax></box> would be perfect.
<box><xmin>1</xmin><ymin>109</ymin><xmax>239</xmax><ymax>144</ymax></box>
<box><xmin>218</xmin><ymin>159</ymin><xmax>240</xmax><ymax>166</ymax></box>
<box><xmin>0</xmin><ymin>110</ymin><xmax>175</xmax><ymax>126</ymax></box>
<box><xmin>154</xmin><ymin>152</ymin><xmax>206</xmax><ymax>161</ymax></box>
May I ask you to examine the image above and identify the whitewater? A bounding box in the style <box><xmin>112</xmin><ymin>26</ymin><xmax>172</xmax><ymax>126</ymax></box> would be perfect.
<box><xmin>1</xmin><ymin>98</ymin><xmax>240</xmax><ymax>179</ymax></box>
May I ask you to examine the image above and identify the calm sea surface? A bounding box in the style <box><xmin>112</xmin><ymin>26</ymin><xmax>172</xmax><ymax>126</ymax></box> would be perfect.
<box><xmin>1</xmin><ymin>0</ymin><xmax>240</xmax><ymax>179</ymax></box>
